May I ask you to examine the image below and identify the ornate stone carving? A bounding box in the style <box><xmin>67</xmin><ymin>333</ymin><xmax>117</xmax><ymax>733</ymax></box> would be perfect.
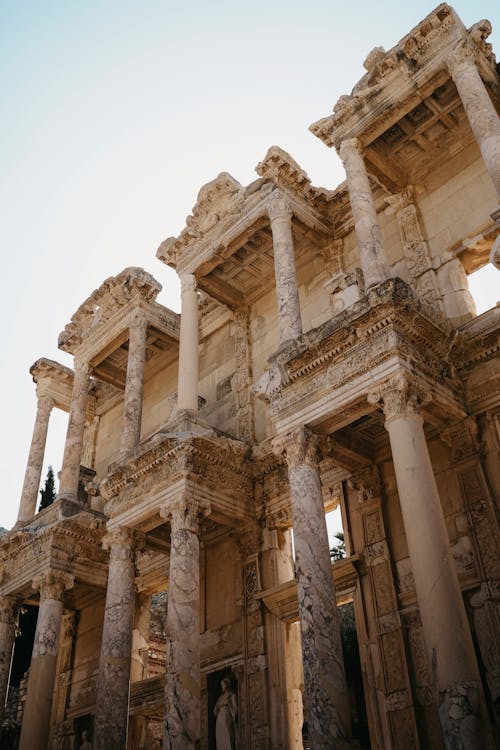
<box><xmin>272</xmin><ymin>426</ymin><xmax>319</xmax><ymax>471</ymax></box>
<box><xmin>441</xmin><ymin>418</ymin><xmax>480</xmax><ymax>463</ymax></box>
<box><xmin>348</xmin><ymin>465</ymin><xmax>382</xmax><ymax>505</ymax></box>
<box><xmin>267</xmin><ymin>194</ymin><xmax>293</xmax><ymax>222</ymax></box>
<box><xmin>368</xmin><ymin>373</ymin><xmax>432</xmax><ymax>422</ymax></box>
<box><xmin>180</xmin><ymin>273</ymin><xmax>197</xmax><ymax>293</ymax></box>
<box><xmin>161</xmin><ymin>494</ymin><xmax>210</xmax><ymax>535</ymax></box>
<box><xmin>32</xmin><ymin>571</ymin><xmax>75</xmax><ymax>602</ymax></box>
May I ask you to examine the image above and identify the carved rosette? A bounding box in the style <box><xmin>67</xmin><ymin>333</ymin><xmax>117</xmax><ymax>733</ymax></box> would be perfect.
<box><xmin>33</xmin><ymin>571</ymin><xmax>75</xmax><ymax>602</ymax></box>
<box><xmin>161</xmin><ymin>494</ymin><xmax>210</xmax><ymax>535</ymax></box>
<box><xmin>368</xmin><ymin>374</ymin><xmax>432</xmax><ymax>424</ymax></box>
<box><xmin>267</xmin><ymin>194</ymin><xmax>293</xmax><ymax>223</ymax></box>
<box><xmin>272</xmin><ymin>426</ymin><xmax>319</xmax><ymax>472</ymax></box>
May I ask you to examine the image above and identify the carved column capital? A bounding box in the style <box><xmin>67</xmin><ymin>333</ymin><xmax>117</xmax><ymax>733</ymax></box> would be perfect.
<box><xmin>180</xmin><ymin>273</ymin><xmax>197</xmax><ymax>294</ymax></box>
<box><xmin>272</xmin><ymin>426</ymin><xmax>319</xmax><ymax>471</ymax></box>
<box><xmin>35</xmin><ymin>393</ymin><xmax>55</xmax><ymax>417</ymax></box>
<box><xmin>32</xmin><ymin>571</ymin><xmax>74</xmax><ymax>601</ymax></box>
<box><xmin>368</xmin><ymin>374</ymin><xmax>432</xmax><ymax>423</ymax></box>
<box><xmin>102</xmin><ymin>526</ymin><xmax>138</xmax><ymax>561</ymax></box>
<box><xmin>0</xmin><ymin>596</ymin><xmax>17</xmax><ymax>626</ymax></box>
<box><xmin>339</xmin><ymin>136</ymin><xmax>363</xmax><ymax>163</ymax></box>
<box><xmin>160</xmin><ymin>494</ymin><xmax>210</xmax><ymax>535</ymax></box>
<box><xmin>267</xmin><ymin>193</ymin><xmax>293</xmax><ymax>223</ymax></box>
<box><xmin>446</xmin><ymin>39</ymin><xmax>478</xmax><ymax>79</ymax></box>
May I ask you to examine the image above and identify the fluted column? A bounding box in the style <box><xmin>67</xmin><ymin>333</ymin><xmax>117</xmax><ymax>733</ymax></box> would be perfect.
<box><xmin>57</xmin><ymin>359</ymin><xmax>90</xmax><ymax>502</ymax></box>
<box><xmin>0</xmin><ymin>597</ymin><xmax>17</xmax><ymax>725</ymax></box>
<box><xmin>94</xmin><ymin>527</ymin><xmax>136</xmax><ymax>750</ymax></box>
<box><xmin>447</xmin><ymin>42</ymin><xmax>500</xmax><ymax>199</ymax></box>
<box><xmin>268</xmin><ymin>195</ymin><xmax>303</xmax><ymax>344</ymax></box>
<box><xmin>177</xmin><ymin>274</ymin><xmax>199</xmax><ymax>412</ymax></box>
<box><xmin>274</xmin><ymin>427</ymin><xmax>350</xmax><ymax>749</ymax></box>
<box><xmin>19</xmin><ymin>571</ymin><xmax>74</xmax><ymax>750</ymax></box>
<box><xmin>368</xmin><ymin>374</ymin><xmax>489</xmax><ymax>748</ymax></box>
<box><xmin>162</xmin><ymin>494</ymin><xmax>209</xmax><ymax>750</ymax></box>
<box><xmin>17</xmin><ymin>393</ymin><xmax>55</xmax><ymax>524</ymax></box>
<box><xmin>339</xmin><ymin>137</ymin><xmax>390</xmax><ymax>288</ymax></box>
<box><xmin>121</xmin><ymin>315</ymin><xmax>148</xmax><ymax>454</ymax></box>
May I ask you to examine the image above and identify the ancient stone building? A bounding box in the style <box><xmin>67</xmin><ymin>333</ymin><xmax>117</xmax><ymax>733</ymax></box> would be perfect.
<box><xmin>1</xmin><ymin>4</ymin><xmax>500</xmax><ymax>749</ymax></box>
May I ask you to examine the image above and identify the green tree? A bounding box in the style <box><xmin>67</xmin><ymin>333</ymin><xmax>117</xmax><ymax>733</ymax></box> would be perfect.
<box><xmin>330</xmin><ymin>531</ymin><xmax>346</xmax><ymax>561</ymax></box>
<box><xmin>38</xmin><ymin>466</ymin><xmax>56</xmax><ymax>512</ymax></box>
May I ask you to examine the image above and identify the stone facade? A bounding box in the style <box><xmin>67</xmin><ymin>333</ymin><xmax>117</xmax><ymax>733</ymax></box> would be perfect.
<box><xmin>1</xmin><ymin>5</ymin><xmax>500</xmax><ymax>749</ymax></box>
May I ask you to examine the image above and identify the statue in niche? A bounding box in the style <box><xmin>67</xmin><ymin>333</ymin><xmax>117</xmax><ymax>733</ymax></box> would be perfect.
<box><xmin>214</xmin><ymin>677</ymin><xmax>237</xmax><ymax>749</ymax></box>
<box><xmin>78</xmin><ymin>730</ymin><xmax>92</xmax><ymax>750</ymax></box>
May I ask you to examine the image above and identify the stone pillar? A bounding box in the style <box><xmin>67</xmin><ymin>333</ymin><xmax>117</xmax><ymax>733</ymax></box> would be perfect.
<box><xmin>447</xmin><ymin>43</ymin><xmax>500</xmax><ymax>199</ymax></box>
<box><xmin>339</xmin><ymin>137</ymin><xmax>390</xmax><ymax>288</ymax></box>
<box><xmin>268</xmin><ymin>195</ymin><xmax>303</xmax><ymax>344</ymax></box>
<box><xmin>17</xmin><ymin>394</ymin><xmax>55</xmax><ymax>524</ymax></box>
<box><xmin>121</xmin><ymin>314</ymin><xmax>148</xmax><ymax>454</ymax></box>
<box><xmin>57</xmin><ymin>360</ymin><xmax>91</xmax><ymax>502</ymax></box>
<box><xmin>19</xmin><ymin>571</ymin><xmax>74</xmax><ymax>750</ymax></box>
<box><xmin>0</xmin><ymin>597</ymin><xmax>17</xmax><ymax>725</ymax></box>
<box><xmin>94</xmin><ymin>527</ymin><xmax>136</xmax><ymax>750</ymax></box>
<box><xmin>161</xmin><ymin>494</ymin><xmax>209</xmax><ymax>749</ymax></box>
<box><xmin>275</xmin><ymin>427</ymin><xmax>350</xmax><ymax>749</ymax></box>
<box><xmin>368</xmin><ymin>374</ymin><xmax>489</xmax><ymax>748</ymax></box>
<box><xmin>177</xmin><ymin>275</ymin><xmax>199</xmax><ymax>412</ymax></box>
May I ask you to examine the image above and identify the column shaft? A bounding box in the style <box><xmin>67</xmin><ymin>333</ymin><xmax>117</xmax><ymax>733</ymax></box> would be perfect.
<box><xmin>17</xmin><ymin>394</ymin><xmax>54</xmax><ymax>523</ymax></box>
<box><xmin>121</xmin><ymin>315</ymin><xmax>148</xmax><ymax>454</ymax></box>
<box><xmin>280</xmin><ymin>428</ymin><xmax>350</xmax><ymax>749</ymax></box>
<box><xmin>177</xmin><ymin>275</ymin><xmax>199</xmax><ymax>412</ymax></box>
<box><xmin>447</xmin><ymin>46</ymin><xmax>500</xmax><ymax>198</ymax></box>
<box><xmin>0</xmin><ymin>597</ymin><xmax>17</xmax><ymax>725</ymax></box>
<box><xmin>58</xmin><ymin>360</ymin><xmax>90</xmax><ymax>501</ymax></box>
<box><xmin>339</xmin><ymin>138</ymin><xmax>390</xmax><ymax>288</ymax></box>
<box><xmin>94</xmin><ymin>528</ymin><xmax>136</xmax><ymax>750</ymax></box>
<box><xmin>268</xmin><ymin>196</ymin><xmax>303</xmax><ymax>343</ymax></box>
<box><xmin>372</xmin><ymin>377</ymin><xmax>489</xmax><ymax>748</ymax></box>
<box><xmin>163</xmin><ymin>496</ymin><xmax>206</xmax><ymax>750</ymax></box>
<box><xmin>19</xmin><ymin>572</ymin><xmax>73</xmax><ymax>750</ymax></box>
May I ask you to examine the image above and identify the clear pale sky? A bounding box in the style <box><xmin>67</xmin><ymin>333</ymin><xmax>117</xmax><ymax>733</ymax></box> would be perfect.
<box><xmin>1</xmin><ymin>1</ymin><xmax>498</xmax><ymax>530</ymax></box>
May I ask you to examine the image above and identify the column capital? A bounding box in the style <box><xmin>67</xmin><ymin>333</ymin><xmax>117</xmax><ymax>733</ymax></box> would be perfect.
<box><xmin>102</xmin><ymin>526</ymin><xmax>138</xmax><ymax>560</ymax></box>
<box><xmin>32</xmin><ymin>571</ymin><xmax>74</xmax><ymax>601</ymax></box>
<box><xmin>160</xmin><ymin>493</ymin><xmax>210</xmax><ymax>534</ymax></box>
<box><xmin>35</xmin><ymin>393</ymin><xmax>55</xmax><ymax>415</ymax></box>
<box><xmin>180</xmin><ymin>273</ymin><xmax>197</xmax><ymax>293</ymax></box>
<box><xmin>272</xmin><ymin>426</ymin><xmax>319</xmax><ymax>471</ymax></box>
<box><xmin>367</xmin><ymin>374</ymin><xmax>431</xmax><ymax>423</ymax></box>
<box><xmin>446</xmin><ymin>39</ymin><xmax>478</xmax><ymax>79</ymax></box>
<box><xmin>73</xmin><ymin>358</ymin><xmax>91</xmax><ymax>379</ymax></box>
<box><xmin>339</xmin><ymin>136</ymin><xmax>363</xmax><ymax>162</ymax></box>
<box><xmin>0</xmin><ymin>596</ymin><xmax>17</xmax><ymax>626</ymax></box>
<box><xmin>267</xmin><ymin>193</ymin><xmax>293</xmax><ymax>223</ymax></box>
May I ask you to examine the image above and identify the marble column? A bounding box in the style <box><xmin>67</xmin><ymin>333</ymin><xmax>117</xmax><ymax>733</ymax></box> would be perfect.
<box><xmin>268</xmin><ymin>195</ymin><xmax>303</xmax><ymax>344</ymax></box>
<box><xmin>275</xmin><ymin>427</ymin><xmax>350</xmax><ymax>749</ymax></box>
<box><xmin>162</xmin><ymin>494</ymin><xmax>209</xmax><ymax>750</ymax></box>
<box><xmin>177</xmin><ymin>274</ymin><xmax>199</xmax><ymax>413</ymax></box>
<box><xmin>368</xmin><ymin>375</ymin><xmax>489</xmax><ymax>748</ymax></box>
<box><xmin>94</xmin><ymin>527</ymin><xmax>136</xmax><ymax>750</ymax></box>
<box><xmin>57</xmin><ymin>359</ymin><xmax>91</xmax><ymax>502</ymax></box>
<box><xmin>19</xmin><ymin>571</ymin><xmax>74</xmax><ymax>750</ymax></box>
<box><xmin>121</xmin><ymin>314</ymin><xmax>148</xmax><ymax>454</ymax></box>
<box><xmin>339</xmin><ymin>137</ymin><xmax>390</xmax><ymax>288</ymax></box>
<box><xmin>17</xmin><ymin>393</ymin><xmax>55</xmax><ymax>524</ymax></box>
<box><xmin>0</xmin><ymin>597</ymin><xmax>17</xmax><ymax>725</ymax></box>
<box><xmin>447</xmin><ymin>43</ymin><xmax>500</xmax><ymax>199</ymax></box>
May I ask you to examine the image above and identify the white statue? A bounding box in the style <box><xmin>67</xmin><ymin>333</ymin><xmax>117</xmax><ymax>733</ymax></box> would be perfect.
<box><xmin>79</xmin><ymin>730</ymin><xmax>92</xmax><ymax>750</ymax></box>
<box><xmin>214</xmin><ymin>677</ymin><xmax>237</xmax><ymax>750</ymax></box>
